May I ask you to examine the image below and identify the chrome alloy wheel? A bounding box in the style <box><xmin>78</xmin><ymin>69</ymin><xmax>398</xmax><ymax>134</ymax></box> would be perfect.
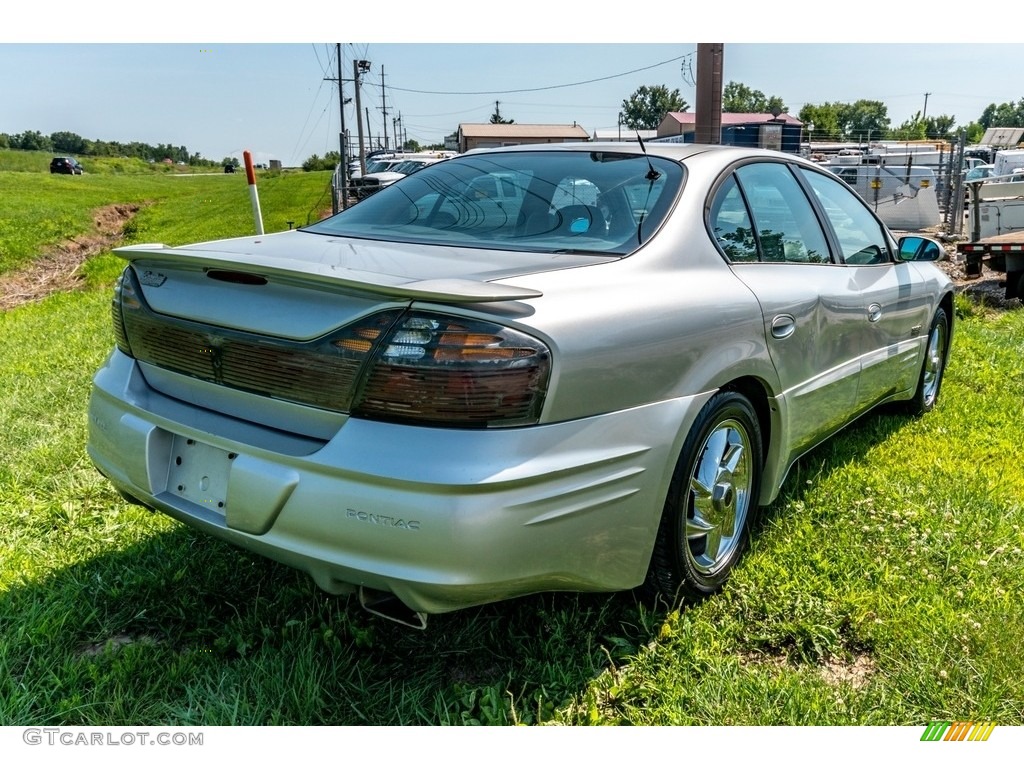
<box><xmin>685</xmin><ymin>418</ymin><xmax>753</xmax><ymax>576</ymax></box>
<box><xmin>921</xmin><ymin>315</ymin><xmax>948</xmax><ymax>408</ymax></box>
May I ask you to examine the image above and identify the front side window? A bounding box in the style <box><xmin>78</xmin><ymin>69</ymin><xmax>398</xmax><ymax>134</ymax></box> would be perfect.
<box><xmin>797</xmin><ymin>167</ymin><xmax>892</xmax><ymax>265</ymax></box>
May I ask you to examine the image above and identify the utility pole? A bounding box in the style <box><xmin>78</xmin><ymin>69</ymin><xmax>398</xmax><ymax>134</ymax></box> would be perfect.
<box><xmin>337</xmin><ymin>44</ymin><xmax>349</xmax><ymax>211</ymax></box>
<box><xmin>695</xmin><ymin>43</ymin><xmax>724</xmax><ymax>145</ymax></box>
<box><xmin>923</xmin><ymin>92</ymin><xmax>931</xmax><ymax>121</ymax></box>
<box><xmin>324</xmin><ymin>45</ymin><xmax>354</xmax><ymax>212</ymax></box>
<box><xmin>380</xmin><ymin>65</ymin><xmax>388</xmax><ymax>152</ymax></box>
<box><xmin>354</xmin><ymin>59</ymin><xmax>371</xmax><ymax>176</ymax></box>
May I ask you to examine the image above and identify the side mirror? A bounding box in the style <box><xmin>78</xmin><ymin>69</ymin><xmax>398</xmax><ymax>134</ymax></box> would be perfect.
<box><xmin>897</xmin><ymin>235</ymin><xmax>943</xmax><ymax>263</ymax></box>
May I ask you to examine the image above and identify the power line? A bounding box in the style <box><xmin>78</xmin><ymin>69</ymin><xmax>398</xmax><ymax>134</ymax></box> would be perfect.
<box><xmin>311</xmin><ymin>43</ymin><xmax>331</xmax><ymax>78</ymax></box>
<box><xmin>377</xmin><ymin>53</ymin><xmax>692</xmax><ymax>96</ymax></box>
<box><xmin>288</xmin><ymin>46</ymin><xmax>336</xmax><ymax>166</ymax></box>
<box><xmin>392</xmin><ymin>101</ymin><xmax>499</xmax><ymax>118</ymax></box>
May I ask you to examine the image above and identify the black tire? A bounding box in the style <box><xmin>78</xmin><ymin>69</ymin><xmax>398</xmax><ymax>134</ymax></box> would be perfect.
<box><xmin>906</xmin><ymin>307</ymin><xmax>949</xmax><ymax>416</ymax></box>
<box><xmin>644</xmin><ymin>390</ymin><xmax>763</xmax><ymax>605</ymax></box>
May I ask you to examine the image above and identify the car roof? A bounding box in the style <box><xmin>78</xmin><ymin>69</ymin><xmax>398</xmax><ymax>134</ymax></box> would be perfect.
<box><xmin>461</xmin><ymin>141</ymin><xmax>801</xmax><ymax>166</ymax></box>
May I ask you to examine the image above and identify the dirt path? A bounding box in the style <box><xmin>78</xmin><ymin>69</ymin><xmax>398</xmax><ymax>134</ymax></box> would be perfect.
<box><xmin>0</xmin><ymin>203</ymin><xmax>140</xmax><ymax>311</ymax></box>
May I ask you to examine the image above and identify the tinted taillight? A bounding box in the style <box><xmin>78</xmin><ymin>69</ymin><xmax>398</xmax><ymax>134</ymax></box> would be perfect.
<box><xmin>112</xmin><ymin>266</ymin><xmax>402</xmax><ymax>411</ymax></box>
<box><xmin>112</xmin><ymin>267</ymin><xmax>138</xmax><ymax>356</ymax></box>
<box><xmin>353</xmin><ymin>312</ymin><xmax>550</xmax><ymax>428</ymax></box>
<box><xmin>111</xmin><ymin>269</ymin><xmax>549</xmax><ymax>427</ymax></box>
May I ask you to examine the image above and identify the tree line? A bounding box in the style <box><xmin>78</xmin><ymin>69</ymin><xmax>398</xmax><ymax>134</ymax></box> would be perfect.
<box><xmin>620</xmin><ymin>82</ymin><xmax>1024</xmax><ymax>144</ymax></box>
<box><xmin>13</xmin><ymin>84</ymin><xmax>1024</xmax><ymax>173</ymax></box>
<box><xmin>0</xmin><ymin>129</ymin><xmax>236</xmax><ymax>168</ymax></box>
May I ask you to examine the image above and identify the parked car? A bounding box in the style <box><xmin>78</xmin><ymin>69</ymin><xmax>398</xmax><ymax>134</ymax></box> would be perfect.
<box><xmin>87</xmin><ymin>143</ymin><xmax>953</xmax><ymax>628</ymax></box>
<box><xmin>351</xmin><ymin>154</ymin><xmax>450</xmax><ymax>199</ymax></box>
<box><xmin>961</xmin><ymin>164</ymin><xmax>1024</xmax><ymax>209</ymax></box>
<box><xmin>965</xmin><ymin>164</ymin><xmax>994</xmax><ymax>183</ymax></box>
<box><xmin>345</xmin><ymin>156</ymin><xmax>403</xmax><ymax>186</ymax></box>
<box><xmin>50</xmin><ymin>156</ymin><xmax>84</xmax><ymax>174</ymax></box>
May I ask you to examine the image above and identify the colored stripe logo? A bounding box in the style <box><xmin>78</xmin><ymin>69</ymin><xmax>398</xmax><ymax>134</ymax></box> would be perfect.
<box><xmin>921</xmin><ymin>721</ymin><xmax>996</xmax><ymax>741</ymax></box>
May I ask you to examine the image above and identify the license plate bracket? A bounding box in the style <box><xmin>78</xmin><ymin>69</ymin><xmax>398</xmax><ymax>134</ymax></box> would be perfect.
<box><xmin>166</xmin><ymin>435</ymin><xmax>232</xmax><ymax>515</ymax></box>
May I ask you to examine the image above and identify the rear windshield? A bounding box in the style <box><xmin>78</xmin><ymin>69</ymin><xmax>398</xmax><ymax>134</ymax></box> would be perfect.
<box><xmin>307</xmin><ymin>150</ymin><xmax>683</xmax><ymax>255</ymax></box>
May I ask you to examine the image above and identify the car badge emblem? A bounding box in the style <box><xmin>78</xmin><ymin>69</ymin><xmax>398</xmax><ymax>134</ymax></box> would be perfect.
<box><xmin>139</xmin><ymin>270</ymin><xmax>167</xmax><ymax>287</ymax></box>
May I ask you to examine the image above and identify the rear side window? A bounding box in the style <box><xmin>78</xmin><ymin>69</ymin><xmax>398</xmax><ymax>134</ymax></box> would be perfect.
<box><xmin>734</xmin><ymin>163</ymin><xmax>831</xmax><ymax>264</ymax></box>
<box><xmin>709</xmin><ymin>176</ymin><xmax>758</xmax><ymax>262</ymax></box>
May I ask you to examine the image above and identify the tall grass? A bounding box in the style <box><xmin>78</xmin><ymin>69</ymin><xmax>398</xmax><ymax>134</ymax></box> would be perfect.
<box><xmin>1</xmin><ymin>168</ymin><xmax>1022</xmax><ymax>726</ymax></box>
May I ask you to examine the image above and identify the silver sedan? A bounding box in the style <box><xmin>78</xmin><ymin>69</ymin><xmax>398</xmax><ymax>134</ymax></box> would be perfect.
<box><xmin>87</xmin><ymin>143</ymin><xmax>953</xmax><ymax>628</ymax></box>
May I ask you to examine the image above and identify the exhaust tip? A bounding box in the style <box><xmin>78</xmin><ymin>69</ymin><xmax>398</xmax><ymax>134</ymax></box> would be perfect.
<box><xmin>359</xmin><ymin>587</ymin><xmax>428</xmax><ymax>630</ymax></box>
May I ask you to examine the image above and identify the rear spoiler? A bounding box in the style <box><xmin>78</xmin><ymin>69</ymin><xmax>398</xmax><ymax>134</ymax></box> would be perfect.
<box><xmin>114</xmin><ymin>244</ymin><xmax>543</xmax><ymax>303</ymax></box>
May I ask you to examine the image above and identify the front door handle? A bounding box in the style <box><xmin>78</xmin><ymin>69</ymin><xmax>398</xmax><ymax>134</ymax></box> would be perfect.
<box><xmin>771</xmin><ymin>314</ymin><xmax>796</xmax><ymax>339</ymax></box>
<box><xmin>867</xmin><ymin>303</ymin><xmax>882</xmax><ymax>323</ymax></box>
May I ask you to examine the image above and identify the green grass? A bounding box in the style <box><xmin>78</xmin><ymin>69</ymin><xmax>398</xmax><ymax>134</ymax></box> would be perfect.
<box><xmin>0</xmin><ymin>148</ymin><xmax>244</xmax><ymax>176</ymax></box>
<box><xmin>1</xmin><ymin>166</ymin><xmax>1023</xmax><ymax>726</ymax></box>
<box><xmin>0</xmin><ymin>150</ymin><xmax>331</xmax><ymax>276</ymax></box>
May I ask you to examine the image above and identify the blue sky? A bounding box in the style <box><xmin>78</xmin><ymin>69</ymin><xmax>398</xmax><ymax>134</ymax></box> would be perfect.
<box><xmin>4</xmin><ymin>4</ymin><xmax>1024</xmax><ymax>166</ymax></box>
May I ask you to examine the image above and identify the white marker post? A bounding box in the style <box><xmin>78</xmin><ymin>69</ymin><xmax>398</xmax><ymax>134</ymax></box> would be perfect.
<box><xmin>243</xmin><ymin>150</ymin><xmax>264</xmax><ymax>235</ymax></box>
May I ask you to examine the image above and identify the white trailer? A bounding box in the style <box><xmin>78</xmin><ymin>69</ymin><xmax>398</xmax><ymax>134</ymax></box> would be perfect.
<box><xmin>992</xmin><ymin>148</ymin><xmax>1024</xmax><ymax>179</ymax></box>
<box><xmin>824</xmin><ymin>162</ymin><xmax>941</xmax><ymax>230</ymax></box>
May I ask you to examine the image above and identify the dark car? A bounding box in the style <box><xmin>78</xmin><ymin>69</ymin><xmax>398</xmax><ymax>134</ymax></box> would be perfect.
<box><xmin>50</xmin><ymin>157</ymin><xmax>84</xmax><ymax>175</ymax></box>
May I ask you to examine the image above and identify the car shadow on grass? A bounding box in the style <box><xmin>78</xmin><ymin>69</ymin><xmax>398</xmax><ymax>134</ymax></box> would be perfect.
<box><xmin>2</xmin><ymin>515</ymin><xmax>652</xmax><ymax>725</ymax></box>
<box><xmin>2</xmin><ymin>408</ymin><xmax>918</xmax><ymax>727</ymax></box>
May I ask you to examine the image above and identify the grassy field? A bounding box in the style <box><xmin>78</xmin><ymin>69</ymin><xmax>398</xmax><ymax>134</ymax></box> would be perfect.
<box><xmin>0</xmin><ymin>148</ymin><xmax>202</xmax><ymax>176</ymax></box>
<box><xmin>1</xmin><ymin>160</ymin><xmax>1022</xmax><ymax>728</ymax></box>
<box><xmin>0</xmin><ymin>150</ymin><xmax>331</xmax><ymax>276</ymax></box>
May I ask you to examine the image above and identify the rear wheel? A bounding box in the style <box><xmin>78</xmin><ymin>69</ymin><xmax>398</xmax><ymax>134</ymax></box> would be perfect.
<box><xmin>645</xmin><ymin>391</ymin><xmax>763</xmax><ymax>604</ymax></box>
<box><xmin>906</xmin><ymin>307</ymin><xmax>949</xmax><ymax>416</ymax></box>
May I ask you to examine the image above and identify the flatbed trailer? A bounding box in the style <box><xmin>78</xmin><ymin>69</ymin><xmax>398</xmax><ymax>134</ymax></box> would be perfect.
<box><xmin>957</xmin><ymin>231</ymin><xmax>1024</xmax><ymax>300</ymax></box>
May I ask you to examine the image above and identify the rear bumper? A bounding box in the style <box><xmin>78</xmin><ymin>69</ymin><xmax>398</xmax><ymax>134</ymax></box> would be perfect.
<box><xmin>87</xmin><ymin>350</ymin><xmax>698</xmax><ymax>614</ymax></box>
